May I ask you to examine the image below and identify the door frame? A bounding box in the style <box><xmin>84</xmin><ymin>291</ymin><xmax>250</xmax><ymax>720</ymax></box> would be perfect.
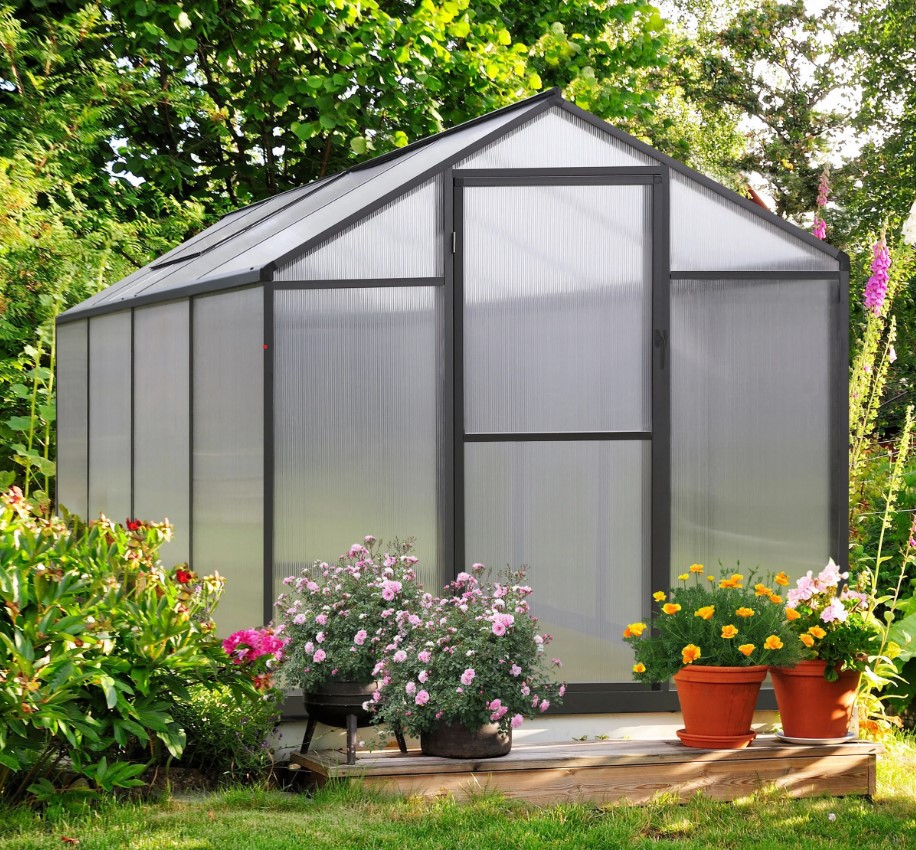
<box><xmin>445</xmin><ymin>166</ymin><xmax>675</xmax><ymax>713</ymax></box>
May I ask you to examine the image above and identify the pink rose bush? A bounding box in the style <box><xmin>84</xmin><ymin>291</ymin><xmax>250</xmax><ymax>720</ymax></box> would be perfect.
<box><xmin>275</xmin><ymin>537</ymin><xmax>422</xmax><ymax>693</ymax></box>
<box><xmin>222</xmin><ymin>626</ymin><xmax>288</xmax><ymax>690</ymax></box>
<box><xmin>368</xmin><ymin>564</ymin><xmax>564</xmax><ymax>738</ymax></box>
<box><xmin>784</xmin><ymin>559</ymin><xmax>879</xmax><ymax>681</ymax></box>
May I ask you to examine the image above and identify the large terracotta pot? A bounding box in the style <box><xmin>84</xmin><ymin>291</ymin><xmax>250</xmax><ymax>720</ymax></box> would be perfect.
<box><xmin>420</xmin><ymin>721</ymin><xmax>512</xmax><ymax>759</ymax></box>
<box><xmin>673</xmin><ymin>664</ymin><xmax>768</xmax><ymax>749</ymax></box>
<box><xmin>771</xmin><ymin>660</ymin><xmax>860</xmax><ymax>739</ymax></box>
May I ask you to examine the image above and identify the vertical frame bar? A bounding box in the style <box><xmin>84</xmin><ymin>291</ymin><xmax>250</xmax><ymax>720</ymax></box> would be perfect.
<box><xmin>188</xmin><ymin>297</ymin><xmax>195</xmax><ymax>567</ymax></box>
<box><xmin>85</xmin><ymin>319</ymin><xmax>91</xmax><ymax>517</ymax></box>
<box><xmin>651</xmin><ymin>169</ymin><xmax>671</xmax><ymax>637</ymax></box>
<box><xmin>452</xmin><ymin>183</ymin><xmax>466</xmax><ymax>579</ymax></box>
<box><xmin>263</xmin><ymin>281</ymin><xmax>275</xmax><ymax>625</ymax></box>
<box><xmin>834</xmin><ymin>256</ymin><xmax>850</xmax><ymax>571</ymax></box>
<box><xmin>441</xmin><ymin>169</ymin><xmax>456</xmax><ymax>584</ymax></box>
<box><xmin>129</xmin><ymin>309</ymin><xmax>135</xmax><ymax>521</ymax></box>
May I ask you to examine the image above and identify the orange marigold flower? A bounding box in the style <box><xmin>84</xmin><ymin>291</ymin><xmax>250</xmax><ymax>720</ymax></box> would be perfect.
<box><xmin>689</xmin><ymin>564</ymin><xmax>705</xmax><ymax>573</ymax></box>
<box><xmin>632</xmin><ymin>662</ymin><xmax>646</xmax><ymax>674</ymax></box>
<box><xmin>808</xmin><ymin>626</ymin><xmax>826</xmax><ymax>639</ymax></box>
<box><xmin>681</xmin><ymin>644</ymin><xmax>701</xmax><ymax>665</ymax></box>
<box><xmin>694</xmin><ymin>606</ymin><xmax>715</xmax><ymax>620</ymax></box>
<box><xmin>785</xmin><ymin>607</ymin><xmax>801</xmax><ymax>621</ymax></box>
<box><xmin>623</xmin><ymin>622</ymin><xmax>647</xmax><ymax>638</ymax></box>
<box><xmin>721</xmin><ymin>624</ymin><xmax>739</xmax><ymax>639</ymax></box>
<box><xmin>754</xmin><ymin>583</ymin><xmax>772</xmax><ymax>596</ymax></box>
<box><xmin>769</xmin><ymin>594</ymin><xmax>782</xmax><ymax>604</ymax></box>
<box><xmin>738</xmin><ymin>643</ymin><xmax>755</xmax><ymax>657</ymax></box>
<box><xmin>799</xmin><ymin>634</ymin><xmax>815</xmax><ymax>648</ymax></box>
<box><xmin>678</xmin><ymin>573</ymin><xmax>689</xmax><ymax>581</ymax></box>
<box><xmin>774</xmin><ymin>572</ymin><xmax>790</xmax><ymax>586</ymax></box>
<box><xmin>653</xmin><ymin>591</ymin><xmax>666</xmax><ymax>602</ymax></box>
<box><xmin>763</xmin><ymin>635</ymin><xmax>784</xmax><ymax>650</ymax></box>
<box><xmin>736</xmin><ymin>607</ymin><xmax>755</xmax><ymax>618</ymax></box>
<box><xmin>662</xmin><ymin>603</ymin><xmax>682</xmax><ymax>615</ymax></box>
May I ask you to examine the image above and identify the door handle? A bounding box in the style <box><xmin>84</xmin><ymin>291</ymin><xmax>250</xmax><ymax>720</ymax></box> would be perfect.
<box><xmin>654</xmin><ymin>329</ymin><xmax>668</xmax><ymax>370</ymax></box>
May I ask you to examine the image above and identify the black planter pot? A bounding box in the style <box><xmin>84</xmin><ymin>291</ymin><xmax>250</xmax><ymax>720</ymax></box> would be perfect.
<box><xmin>303</xmin><ymin>680</ymin><xmax>377</xmax><ymax>729</ymax></box>
<box><xmin>420</xmin><ymin>721</ymin><xmax>512</xmax><ymax>759</ymax></box>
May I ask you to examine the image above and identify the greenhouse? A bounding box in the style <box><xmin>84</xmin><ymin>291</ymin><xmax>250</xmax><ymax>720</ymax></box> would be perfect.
<box><xmin>56</xmin><ymin>88</ymin><xmax>848</xmax><ymax>714</ymax></box>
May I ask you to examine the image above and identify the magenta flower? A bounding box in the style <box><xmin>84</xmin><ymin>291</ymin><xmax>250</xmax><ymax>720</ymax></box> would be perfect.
<box><xmin>813</xmin><ymin>217</ymin><xmax>827</xmax><ymax>240</ymax></box>
<box><xmin>864</xmin><ymin>239</ymin><xmax>891</xmax><ymax>315</ymax></box>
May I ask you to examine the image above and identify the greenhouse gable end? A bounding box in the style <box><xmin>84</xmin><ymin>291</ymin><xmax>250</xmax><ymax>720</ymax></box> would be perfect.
<box><xmin>57</xmin><ymin>90</ymin><xmax>848</xmax><ymax>714</ymax></box>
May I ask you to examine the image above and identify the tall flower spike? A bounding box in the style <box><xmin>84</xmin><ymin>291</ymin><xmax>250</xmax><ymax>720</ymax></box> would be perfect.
<box><xmin>812</xmin><ymin>166</ymin><xmax>830</xmax><ymax>240</ymax></box>
<box><xmin>864</xmin><ymin>231</ymin><xmax>891</xmax><ymax>316</ymax></box>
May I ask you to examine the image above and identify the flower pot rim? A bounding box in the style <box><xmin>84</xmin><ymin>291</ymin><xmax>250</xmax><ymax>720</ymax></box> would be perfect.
<box><xmin>675</xmin><ymin>664</ymin><xmax>769</xmax><ymax>673</ymax></box>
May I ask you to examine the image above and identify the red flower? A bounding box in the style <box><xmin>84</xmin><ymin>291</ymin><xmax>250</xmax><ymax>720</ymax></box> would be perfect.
<box><xmin>125</xmin><ymin>518</ymin><xmax>142</xmax><ymax>531</ymax></box>
<box><xmin>175</xmin><ymin>569</ymin><xmax>193</xmax><ymax>585</ymax></box>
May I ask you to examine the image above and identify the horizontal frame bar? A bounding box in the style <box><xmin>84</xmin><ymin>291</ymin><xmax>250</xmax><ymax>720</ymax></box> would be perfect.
<box><xmin>455</xmin><ymin>166</ymin><xmax>663</xmax><ymax>179</ymax></box>
<box><xmin>459</xmin><ymin>175</ymin><xmax>656</xmax><ymax>187</ymax></box>
<box><xmin>464</xmin><ymin>432</ymin><xmax>651</xmax><ymax>442</ymax></box>
<box><xmin>273</xmin><ymin>277</ymin><xmax>444</xmax><ymax>290</ymax></box>
<box><xmin>670</xmin><ymin>270</ymin><xmax>842</xmax><ymax>280</ymax></box>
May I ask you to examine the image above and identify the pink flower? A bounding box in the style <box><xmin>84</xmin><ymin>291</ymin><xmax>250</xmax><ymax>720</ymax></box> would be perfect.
<box><xmin>405</xmin><ymin>681</ymin><xmax>416</xmax><ymax>695</ymax></box>
<box><xmin>817</xmin><ymin>559</ymin><xmax>847</xmax><ymax>588</ymax></box>
<box><xmin>511</xmin><ymin>714</ymin><xmax>524</xmax><ymax>729</ymax></box>
<box><xmin>520</xmin><ymin>684</ymin><xmax>530</xmax><ymax>697</ymax></box>
<box><xmin>313</xmin><ymin>649</ymin><xmax>326</xmax><ymax>663</ymax></box>
<box><xmin>492</xmin><ymin>621</ymin><xmax>506</xmax><ymax>637</ymax></box>
<box><xmin>315</xmin><ymin>613</ymin><xmax>328</xmax><ymax>625</ymax></box>
<box><xmin>418</xmin><ymin>670</ymin><xmax>429</xmax><ymax>683</ymax></box>
<box><xmin>551</xmin><ymin>658</ymin><xmax>562</xmax><ymax>667</ymax></box>
<box><xmin>813</xmin><ymin>216</ymin><xmax>827</xmax><ymax>240</ymax></box>
<box><xmin>393</xmin><ymin>650</ymin><xmax>408</xmax><ymax>663</ymax></box>
<box><xmin>292</xmin><ymin>613</ymin><xmax>306</xmax><ymax>625</ymax></box>
<box><xmin>306</xmin><ymin>581</ymin><xmax>319</xmax><ymax>592</ymax></box>
<box><xmin>539</xmin><ymin>699</ymin><xmax>550</xmax><ymax>713</ymax></box>
<box><xmin>558</xmin><ymin>684</ymin><xmax>566</xmax><ymax>697</ymax></box>
<box><xmin>488</xmin><ymin>698</ymin><xmax>502</xmax><ymax>712</ymax></box>
<box><xmin>456</xmin><ymin>572</ymin><xmax>472</xmax><ymax>583</ymax></box>
<box><xmin>821</xmin><ymin>598</ymin><xmax>848</xmax><ymax>624</ymax></box>
<box><xmin>509</xmin><ymin>664</ymin><xmax>522</xmax><ymax>677</ymax></box>
<box><xmin>415</xmin><ymin>690</ymin><xmax>430</xmax><ymax>705</ymax></box>
<box><xmin>372</xmin><ymin>690</ymin><xmax>382</xmax><ymax>703</ymax></box>
<box><xmin>418</xmin><ymin>650</ymin><xmax>431</xmax><ymax>663</ymax></box>
<box><xmin>864</xmin><ymin>239</ymin><xmax>891</xmax><ymax>315</ymax></box>
<box><xmin>354</xmin><ymin>629</ymin><xmax>367</xmax><ymax>646</ymax></box>
<box><xmin>316</xmin><ymin>631</ymin><xmax>325</xmax><ymax>643</ymax></box>
<box><xmin>364</xmin><ymin>535</ymin><xmax>376</xmax><ymax>544</ymax></box>
<box><xmin>460</xmin><ymin>668</ymin><xmax>476</xmax><ymax>686</ymax></box>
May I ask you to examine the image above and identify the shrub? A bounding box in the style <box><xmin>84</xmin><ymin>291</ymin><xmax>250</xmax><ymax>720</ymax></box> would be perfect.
<box><xmin>0</xmin><ymin>488</ymin><xmax>261</xmax><ymax>802</ymax></box>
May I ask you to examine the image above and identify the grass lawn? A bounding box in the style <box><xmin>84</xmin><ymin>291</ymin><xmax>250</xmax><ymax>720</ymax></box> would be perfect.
<box><xmin>2</xmin><ymin>739</ymin><xmax>915</xmax><ymax>850</ymax></box>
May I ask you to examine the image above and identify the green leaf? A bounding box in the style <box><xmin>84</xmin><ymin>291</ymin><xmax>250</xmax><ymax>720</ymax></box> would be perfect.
<box><xmin>99</xmin><ymin>674</ymin><xmax>118</xmax><ymax>709</ymax></box>
<box><xmin>349</xmin><ymin>136</ymin><xmax>368</xmax><ymax>155</ymax></box>
<box><xmin>392</xmin><ymin>130</ymin><xmax>409</xmax><ymax>148</ymax></box>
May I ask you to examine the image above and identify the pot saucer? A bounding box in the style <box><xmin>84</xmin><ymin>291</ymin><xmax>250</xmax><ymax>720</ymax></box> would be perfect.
<box><xmin>775</xmin><ymin>732</ymin><xmax>857</xmax><ymax>745</ymax></box>
<box><xmin>676</xmin><ymin>729</ymin><xmax>757</xmax><ymax>749</ymax></box>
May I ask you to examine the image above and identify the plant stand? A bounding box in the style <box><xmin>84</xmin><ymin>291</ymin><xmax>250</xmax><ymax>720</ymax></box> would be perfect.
<box><xmin>301</xmin><ymin>715</ymin><xmax>407</xmax><ymax>765</ymax></box>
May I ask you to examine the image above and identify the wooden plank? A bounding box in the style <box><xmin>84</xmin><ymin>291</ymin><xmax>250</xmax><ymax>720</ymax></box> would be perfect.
<box><xmin>358</xmin><ymin>755</ymin><xmax>873</xmax><ymax>805</ymax></box>
<box><xmin>291</xmin><ymin>737</ymin><xmax>880</xmax><ymax>779</ymax></box>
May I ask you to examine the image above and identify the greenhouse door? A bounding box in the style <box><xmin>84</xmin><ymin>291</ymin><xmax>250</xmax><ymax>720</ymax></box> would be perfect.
<box><xmin>452</xmin><ymin>169</ymin><xmax>669</xmax><ymax>711</ymax></box>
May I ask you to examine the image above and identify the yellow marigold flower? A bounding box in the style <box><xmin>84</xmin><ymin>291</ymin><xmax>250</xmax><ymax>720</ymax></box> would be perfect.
<box><xmin>799</xmin><ymin>634</ymin><xmax>815</xmax><ymax>648</ymax></box>
<box><xmin>633</xmin><ymin>662</ymin><xmax>646</xmax><ymax>674</ymax></box>
<box><xmin>678</xmin><ymin>573</ymin><xmax>689</xmax><ymax>581</ymax></box>
<box><xmin>763</xmin><ymin>635</ymin><xmax>784</xmax><ymax>650</ymax></box>
<box><xmin>808</xmin><ymin>626</ymin><xmax>826</xmax><ymax>639</ymax></box>
<box><xmin>694</xmin><ymin>606</ymin><xmax>715</xmax><ymax>621</ymax></box>
<box><xmin>769</xmin><ymin>594</ymin><xmax>782</xmax><ymax>605</ymax></box>
<box><xmin>689</xmin><ymin>564</ymin><xmax>705</xmax><ymax>573</ymax></box>
<box><xmin>653</xmin><ymin>591</ymin><xmax>666</xmax><ymax>602</ymax></box>
<box><xmin>754</xmin><ymin>583</ymin><xmax>772</xmax><ymax>596</ymax></box>
<box><xmin>774</xmin><ymin>572</ymin><xmax>790</xmax><ymax>586</ymax></box>
<box><xmin>721</xmin><ymin>624</ymin><xmax>739</xmax><ymax>639</ymax></box>
<box><xmin>785</xmin><ymin>607</ymin><xmax>801</xmax><ymax>621</ymax></box>
<box><xmin>736</xmin><ymin>607</ymin><xmax>755</xmax><ymax>618</ymax></box>
<box><xmin>623</xmin><ymin>622</ymin><xmax>647</xmax><ymax>638</ymax></box>
<box><xmin>681</xmin><ymin>644</ymin><xmax>701</xmax><ymax>665</ymax></box>
<box><xmin>662</xmin><ymin>603</ymin><xmax>682</xmax><ymax>615</ymax></box>
<box><xmin>707</xmin><ymin>575</ymin><xmax>715</xmax><ymax>582</ymax></box>
<box><xmin>738</xmin><ymin>643</ymin><xmax>755</xmax><ymax>657</ymax></box>
<box><xmin>719</xmin><ymin>573</ymin><xmax>744</xmax><ymax>589</ymax></box>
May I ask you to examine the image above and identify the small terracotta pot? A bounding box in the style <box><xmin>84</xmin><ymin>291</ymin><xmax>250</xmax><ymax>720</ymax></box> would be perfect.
<box><xmin>771</xmin><ymin>660</ymin><xmax>860</xmax><ymax>739</ymax></box>
<box><xmin>673</xmin><ymin>664</ymin><xmax>768</xmax><ymax>749</ymax></box>
<box><xmin>420</xmin><ymin>721</ymin><xmax>512</xmax><ymax>759</ymax></box>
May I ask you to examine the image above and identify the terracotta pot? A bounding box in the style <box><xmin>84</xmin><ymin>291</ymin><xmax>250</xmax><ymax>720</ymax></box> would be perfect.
<box><xmin>303</xmin><ymin>679</ymin><xmax>377</xmax><ymax>729</ymax></box>
<box><xmin>420</xmin><ymin>721</ymin><xmax>512</xmax><ymax>759</ymax></box>
<box><xmin>771</xmin><ymin>660</ymin><xmax>860</xmax><ymax>739</ymax></box>
<box><xmin>673</xmin><ymin>665</ymin><xmax>768</xmax><ymax>749</ymax></box>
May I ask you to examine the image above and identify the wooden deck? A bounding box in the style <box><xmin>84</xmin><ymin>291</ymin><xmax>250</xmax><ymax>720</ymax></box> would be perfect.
<box><xmin>291</xmin><ymin>736</ymin><xmax>881</xmax><ymax>805</ymax></box>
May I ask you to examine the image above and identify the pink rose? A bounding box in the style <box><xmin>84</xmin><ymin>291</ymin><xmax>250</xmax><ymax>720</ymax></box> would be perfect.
<box><xmin>393</xmin><ymin>650</ymin><xmax>408</xmax><ymax>663</ymax></box>
<box><xmin>415</xmin><ymin>690</ymin><xmax>430</xmax><ymax>706</ymax></box>
<box><xmin>509</xmin><ymin>664</ymin><xmax>522</xmax><ymax>677</ymax></box>
<box><xmin>511</xmin><ymin>714</ymin><xmax>524</xmax><ymax>729</ymax></box>
<box><xmin>354</xmin><ymin>629</ymin><xmax>367</xmax><ymax>646</ymax></box>
<box><xmin>313</xmin><ymin>649</ymin><xmax>326</xmax><ymax>663</ymax></box>
<box><xmin>405</xmin><ymin>682</ymin><xmax>417</xmax><ymax>695</ymax></box>
<box><xmin>460</xmin><ymin>668</ymin><xmax>476</xmax><ymax>686</ymax></box>
<box><xmin>418</xmin><ymin>651</ymin><xmax>431</xmax><ymax>663</ymax></box>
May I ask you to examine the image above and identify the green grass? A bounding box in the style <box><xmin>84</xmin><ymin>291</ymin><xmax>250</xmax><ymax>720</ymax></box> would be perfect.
<box><xmin>2</xmin><ymin>738</ymin><xmax>915</xmax><ymax>850</ymax></box>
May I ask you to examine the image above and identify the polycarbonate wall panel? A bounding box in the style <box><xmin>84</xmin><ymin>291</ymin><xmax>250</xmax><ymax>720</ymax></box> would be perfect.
<box><xmin>465</xmin><ymin>441</ymin><xmax>650</xmax><ymax>683</ymax></box>
<box><xmin>670</xmin><ymin>173</ymin><xmax>840</xmax><ymax>271</ymax></box>
<box><xmin>464</xmin><ymin>184</ymin><xmax>651</xmax><ymax>433</ymax></box>
<box><xmin>193</xmin><ymin>288</ymin><xmax>263</xmax><ymax>635</ymax></box>
<box><xmin>457</xmin><ymin>107</ymin><xmax>655</xmax><ymax>169</ymax></box>
<box><xmin>273</xmin><ymin>286</ymin><xmax>439</xmax><ymax>597</ymax></box>
<box><xmin>133</xmin><ymin>302</ymin><xmax>190</xmax><ymax>565</ymax></box>
<box><xmin>88</xmin><ymin>312</ymin><xmax>131</xmax><ymax>521</ymax></box>
<box><xmin>276</xmin><ymin>178</ymin><xmax>442</xmax><ymax>280</ymax></box>
<box><xmin>671</xmin><ymin>278</ymin><xmax>836</xmax><ymax>580</ymax></box>
<box><xmin>56</xmin><ymin>320</ymin><xmax>88</xmax><ymax>517</ymax></box>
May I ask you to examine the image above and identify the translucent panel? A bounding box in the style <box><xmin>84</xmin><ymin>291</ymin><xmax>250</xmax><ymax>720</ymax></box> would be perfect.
<box><xmin>133</xmin><ymin>302</ymin><xmax>190</xmax><ymax>565</ymax></box>
<box><xmin>56</xmin><ymin>320</ymin><xmax>88</xmax><ymax>518</ymax></box>
<box><xmin>457</xmin><ymin>107</ymin><xmax>654</xmax><ymax>169</ymax></box>
<box><xmin>671</xmin><ymin>278</ymin><xmax>836</xmax><ymax>580</ymax></box>
<box><xmin>464</xmin><ymin>184</ymin><xmax>651</xmax><ymax>433</ymax></box>
<box><xmin>276</xmin><ymin>177</ymin><xmax>442</xmax><ymax>280</ymax></box>
<box><xmin>273</xmin><ymin>286</ymin><xmax>439</xmax><ymax>597</ymax></box>
<box><xmin>670</xmin><ymin>173</ymin><xmax>840</xmax><ymax>271</ymax></box>
<box><xmin>465</xmin><ymin>441</ymin><xmax>650</xmax><ymax>683</ymax></box>
<box><xmin>193</xmin><ymin>288</ymin><xmax>263</xmax><ymax>635</ymax></box>
<box><xmin>88</xmin><ymin>312</ymin><xmax>131</xmax><ymax>521</ymax></box>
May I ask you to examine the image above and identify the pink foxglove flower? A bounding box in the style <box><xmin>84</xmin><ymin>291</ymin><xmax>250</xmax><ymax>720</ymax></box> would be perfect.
<box><xmin>864</xmin><ymin>238</ymin><xmax>891</xmax><ymax>315</ymax></box>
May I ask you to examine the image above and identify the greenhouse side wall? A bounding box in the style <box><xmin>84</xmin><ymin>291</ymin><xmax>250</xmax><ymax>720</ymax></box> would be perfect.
<box><xmin>56</xmin><ymin>319</ymin><xmax>89</xmax><ymax>518</ymax></box>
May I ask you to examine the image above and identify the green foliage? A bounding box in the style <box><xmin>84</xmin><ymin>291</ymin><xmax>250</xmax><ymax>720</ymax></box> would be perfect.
<box><xmin>625</xmin><ymin>568</ymin><xmax>804</xmax><ymax>681</ymax></box>
<box><xmin>169</xmin><ymin>685</ymin><xmax>282</xmax><ymax>781</ymax></box>
<box><xmin>0</xmin><ymin>491</ymin><xmax>260</xmax><ymax>803</ymax></box>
